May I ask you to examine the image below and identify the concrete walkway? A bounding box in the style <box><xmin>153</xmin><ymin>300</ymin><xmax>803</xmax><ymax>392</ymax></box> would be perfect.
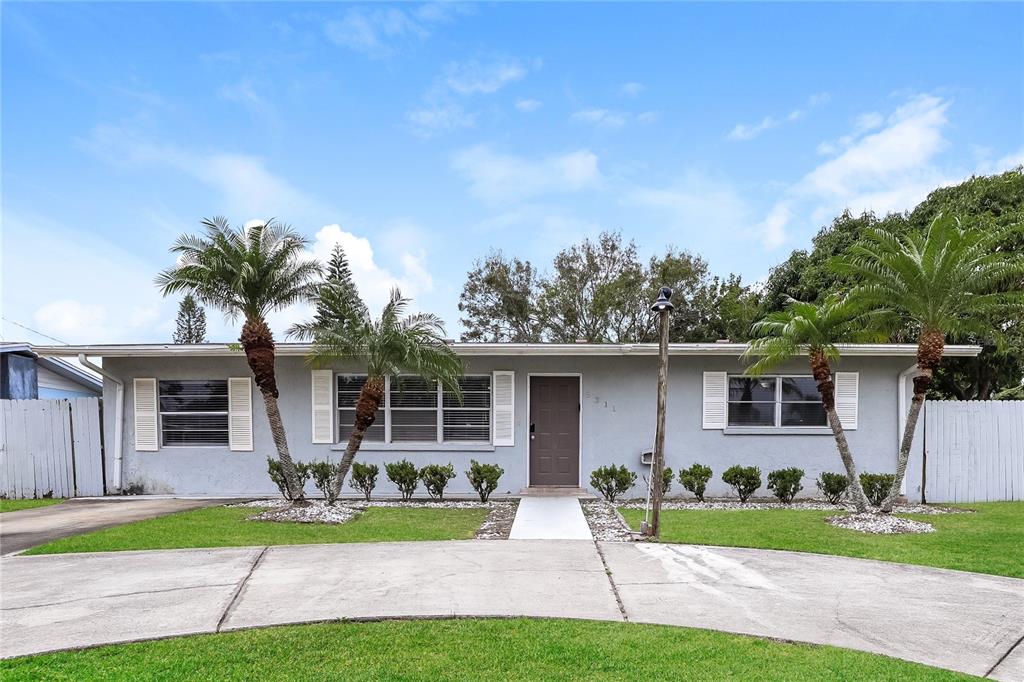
<box><xmin>0</xmin><ymin>498</ymin><xmax>231</xmax><ymax>555</ymax></box>
<box><xmin>508</xmin><ymin>497</ymin><xmax>592</xmax><ymax>539</ymax></box>
<box><xmin>1</xmin><ymin>541</ymin><xmax>1022</xmax><ymax>681</ymax></box>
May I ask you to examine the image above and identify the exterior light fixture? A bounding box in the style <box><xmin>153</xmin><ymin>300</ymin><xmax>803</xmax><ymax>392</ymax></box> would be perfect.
<box><xmin>650</xmin><ymin>286</ymin><xmax>674</xmax><ymax>312</ymax></box>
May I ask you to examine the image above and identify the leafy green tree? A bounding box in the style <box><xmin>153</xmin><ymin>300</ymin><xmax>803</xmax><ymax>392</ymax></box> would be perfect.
<box><xmin>172</xmin><ymin>294</ymin><xmax>207</xmax><ymax>344</ymax></box>
<box><xmin>304</xmin><ymin>288</ymin><xmax>464</xmax><ymax>499</ymax></box>
<box><xmin>836</xmin><ymin>214</ymin><xmax>1024</xmax><ymax>511</ymax></box>
<box><xmin>744</xmin><ymin>297</ymin><xmax>874</xmax><ymax>512</ymax></box>
<box><xmin>459</xmin><ymin>251</ymin><xmax>543</xmax><ymax>342</ymax></box>
<box><xmin>672</xmin><ymin>273</ymin><xmax>761</xmax><ymax>342</ymax></box>
<box><xmin>156</xmin><ymin>217</ymin><xmax>320</xmax><ymax>501</ymax></box>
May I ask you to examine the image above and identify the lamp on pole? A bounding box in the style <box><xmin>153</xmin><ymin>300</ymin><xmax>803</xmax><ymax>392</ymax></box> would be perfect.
<box><xmin>644</xmin><ymin>286</ymin><xmax>674</xmax><ymax>539</ymax></box>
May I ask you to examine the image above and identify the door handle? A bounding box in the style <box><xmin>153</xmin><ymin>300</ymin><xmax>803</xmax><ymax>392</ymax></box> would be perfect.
<box><xmin>530</xmin><ymin>422</ymin><xmax>535</xmax><ymax>440</ymax></box>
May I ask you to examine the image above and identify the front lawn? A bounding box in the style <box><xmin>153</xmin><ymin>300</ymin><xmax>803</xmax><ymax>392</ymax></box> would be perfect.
<box><xmin>619</xmin><ymin>502</ymin><xmax>1023</xmax><ymax>578</ymax></box>
<box><xmin>0</xmin><ymin>498</ymin><xmax>64</xmax><ymax>513</ymax></box>
<box><xmin>0</xmin><ymin>618</ymin><xmax>977</xmax><ymax>681</ymax></box>
<box><xmin>23</xmin><ymin>505</ymin><xmax>489</xmax><ymax>555</ymax></box>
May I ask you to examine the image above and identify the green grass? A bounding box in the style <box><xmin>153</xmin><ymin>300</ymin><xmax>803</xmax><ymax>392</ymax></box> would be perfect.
<box><xmin>620</xmin><ymin>502</ymin><xmax>1024</xmax><ymax>578</ymax></box>
<box><xmin>23</xmin><ymin>505</ymin><xmax>489</xmax><ymax>555</ymax></box>
<box><xmin>0</xmin><ymin>498</ymin><xmax>64</xmax><ymax>513</ymax></box>
<box><xmin>0</xmin><ymin>618</ymin><xmax>977</xmax><ymax>681</ymax></box>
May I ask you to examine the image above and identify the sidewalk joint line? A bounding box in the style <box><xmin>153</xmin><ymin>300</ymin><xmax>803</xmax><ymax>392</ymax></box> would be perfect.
<box><xmin>593</xmin><ymin>540</ymin><xmax>628</xmax><ymax>622</ymax></box>
<box><xmin>217</xmin><ymin>546</ymin><xmax>268</xmax><ymax>633</ymax></box>
<box><xmin>985</xmin><ymin>631</ymin><xmax>1024</xmax><ymax>678</ymax></box>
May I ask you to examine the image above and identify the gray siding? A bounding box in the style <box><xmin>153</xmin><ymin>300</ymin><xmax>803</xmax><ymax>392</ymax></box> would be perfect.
<box><xmin>102</xmin><ymin>354</ymin><xmax>914</xmax><ymax>499</ymax></box>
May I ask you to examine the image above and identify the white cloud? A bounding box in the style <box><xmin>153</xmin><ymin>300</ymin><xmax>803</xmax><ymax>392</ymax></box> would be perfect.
<box><xmin>324</xmin><ymin>7</ymin><xmax>428</xmax><ymax>57</ymax></box>
<box><xmin>79</xmin><ymin>125</ymin><xmax>322</xmax><ymax>221</ymax></box>
<box><xmin>755</xmin><ymin>94</ymin><xmax>955</xmax><ymax>250</ymax></box>
<box><xmin>570</xmin><ymin>108</ymin><xmax>659</xmax><ymax>129</ymax></box>
<box><xmin>727</xmin><ymin>92</ymin><xmax>830</xmax><ymax>141</ymax></box>
<box><xmin>443</xmin><ymin>58</ymin><xmax>526</xmax><ymax>95</ymax></box>
<box><xmin>619</xmin><ymin>82</ymin><xmax>645</xmax><ymax>98</ymax></box>
<box><xmin>451</xmin><ymin>145</ymin><xmax>602</xmax><ymax>203</ymax></box>
<box><xmin>571</xmin><ymin>108</ymin><xmax>628</xmax><ymax>129</ymax></box>
<box><xmin>407</xmin><ymin>103</ymin><xmax>476</xmax><ymax>135</ymax></box>
<box><xmin>408</xmin><ymin>57</ymin><xmax>535</xmax><ymax>135</ymax></box>
<box><xmin>307</xmin><ymin>224</ymin><xmax>433</xmax><ymax>312</ymax></box>
<box><xmin>515</xmin><ymin>98</ymin><xmax>542</xmax><ymax>112</ymax></box>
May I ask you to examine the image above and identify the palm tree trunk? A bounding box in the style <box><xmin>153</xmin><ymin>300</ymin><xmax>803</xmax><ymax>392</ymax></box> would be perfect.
<box><xmin>809</xmin><ymin>350</ymin><xmax>869</xmax><ymax>513</ymax></box>
<box><xmin>240</xmin><ymin>317</ymin><xmax>304</xmax><ymax>502</ymax></box>
<box><xmin>330</xmin><ymin>376</ymin><xmax>385</xmax><ymax>499</ymax></box>
<box><xmin>881</xmin><ymin>326</ymin><xmax>945</xmax><ymax>512</ymax></box>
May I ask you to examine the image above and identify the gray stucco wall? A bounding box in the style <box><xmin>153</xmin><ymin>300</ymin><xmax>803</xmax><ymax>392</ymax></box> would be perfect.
<box><xmin>102</xmin><ymin>353</ymin><xmax>916</xmax><ymax>499</ymax></box>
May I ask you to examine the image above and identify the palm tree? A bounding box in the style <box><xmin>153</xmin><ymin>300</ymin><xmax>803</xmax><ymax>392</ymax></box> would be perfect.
<box><xmin>835</xmin><ymin>214</ymin><xmax>1024</xmax><ymax>511</ymax></box>
<box><xmin>156</xmin><ymin>217</ymin><xmax>321</xmax><ymax>501</ymax></box>
<box><xmin>744</xmin><ymin>297</ymin><xmax>873</xmax><ymax>512</ymax></box>
<box><xmin>298</xmin><ymin>288</ymin><xmax>463</xmax><ymax>499</ymax></box>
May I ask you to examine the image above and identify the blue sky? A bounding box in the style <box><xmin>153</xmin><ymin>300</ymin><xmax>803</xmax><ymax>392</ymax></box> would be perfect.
<box><xmin>3</xmin><ymin>2</ymin><xmax>1022</xmax><ymax>345</ymax></box>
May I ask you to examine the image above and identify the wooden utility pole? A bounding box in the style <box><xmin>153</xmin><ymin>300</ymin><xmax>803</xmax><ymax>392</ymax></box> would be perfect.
<box><xmin>645</xmin><ymin>286</ymin><xmax>673</xmax><ymax>539</ymax></box>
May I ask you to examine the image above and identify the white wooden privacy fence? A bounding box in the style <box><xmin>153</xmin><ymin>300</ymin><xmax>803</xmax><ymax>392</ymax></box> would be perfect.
<box><xmin>0</xmin><ymin>398</ymin><xmax>105</xmax><ymax>499</ymax></box>
<box><xmin>923</xmin><ymin>400</ymin><xmax>1024</xmax><ymax>503</ymax></box>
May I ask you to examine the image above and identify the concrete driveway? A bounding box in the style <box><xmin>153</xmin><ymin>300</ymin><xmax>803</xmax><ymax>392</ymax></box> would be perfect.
<box><xmin>0</xmin><ymin>498</ymin><xmax>230</xmax><ymax>555</ymax></box>
<box><xmin>1</xmin><ymin>541</ymin><xmax>1022</xmax><ymax>680</ymax></box>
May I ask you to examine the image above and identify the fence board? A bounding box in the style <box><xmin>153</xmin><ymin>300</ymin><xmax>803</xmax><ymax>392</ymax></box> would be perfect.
<box><xmin>924</xmin><ymin>400</ymin><xmax>1024</xmax><ymax>503</ymax></box>
<box><xmin>0</xmin><ymin>399</ymin><xmax>104</xmax><ymax>499</ymax></box>
<box><xmin>71</xmin><ymin>398</ymin><xmax>104</xmax><ymax>496</ymax></box>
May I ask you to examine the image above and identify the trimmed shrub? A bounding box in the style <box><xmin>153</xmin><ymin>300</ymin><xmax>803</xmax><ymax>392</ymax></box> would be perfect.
<box><xmin>385</xmin><ymin>459</ymin><xmax>419</xmax><ymax>501</ymax></box>
<box><xmin>419</xmin><ymin>463</ymin><xmax>457</xmax><ymax>501</ymax></box>
<box><xmin>590</xmin><ymin>464</ymin><xmax>637</xmax><ymax>502</ymax></box>
<box><xmin>722</xmin><ymin>465</ymin><xmax>761</xmax><ymax>503</ymax></box>
<box><xmin>350</xmin><ymin>462</ymin><xmax>379</xmax><ymax>502</ymax></box>
<box><xmin>679</xmin><ymin>463</ymin><xmax>713</xmax><ymax>502</ymax></box>
<box><xmin>267</xmin><ymin>458</ymin><xmax>311</xmax><ymax>501</ymax></box>
<box><xmin>816</xmin><ymin>472</ymin><xmax>849</xmax><ymax>504</ymax></box>
<box><xmin>309</xmin><ymin>461</ymin><xmax>342</xmax><ymax>505</ymax></box>
<box><xmin>643</xmin><ymin>467</ymin><xmax>674</xmax><ymax>496</ymax></box>
<box><xmin>767</xmin><ymin>467</ymin><xmax>805</xmax><ymax>504</ymax></box>
<box><xmin>466</xmin><ymin>460</ymin><xmax>504</xmax><ymax>502</ymax></box>
<box><xmin>860</xmin><ymin>472</ymin><xmax>897</xmax><ymax>507</ymax></box>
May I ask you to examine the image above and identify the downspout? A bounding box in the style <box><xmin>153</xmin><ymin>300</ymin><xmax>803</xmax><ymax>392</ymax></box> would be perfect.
<box><xmin>79</xmin><ymin>355</ymin><xmax>123</xmax><ymax>493</ymax></box>
<box><xmin>897</xmin><ymin>363</ymin><xmax>919</xmax><ymax>498</ymax></box>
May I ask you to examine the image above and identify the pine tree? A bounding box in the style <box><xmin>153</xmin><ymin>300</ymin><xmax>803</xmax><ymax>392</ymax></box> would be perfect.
<box><xmin>173</xmin><ymin>294</ymin><xmax>208</xmax><ymax>344</ymax></box>
<box><xmin>290</xmin><ymin>244</ymin><xmax>368</xmax><ymax>339</ymax></box>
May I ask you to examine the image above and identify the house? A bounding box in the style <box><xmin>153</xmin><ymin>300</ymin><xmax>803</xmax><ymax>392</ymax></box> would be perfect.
<box><xmin>32</xmin><ymin>342</ymin><xmax>981</xmax><ymax>500</ymax></box>
<box><xmin>0</xmin><ymin>343</ymin><xmax>102</xmax><ymax>399</ymax></box>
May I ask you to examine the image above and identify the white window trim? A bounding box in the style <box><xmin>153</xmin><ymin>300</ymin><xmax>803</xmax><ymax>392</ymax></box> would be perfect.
<box><xmin>335</xmin><ymin>373</ymin><xmax>493</xmax><ymax>446</ymax></box>
<box><xmin>726</xmin><ymin>374</ymin><xmax>827</xmax><ymax>430</ymax></box>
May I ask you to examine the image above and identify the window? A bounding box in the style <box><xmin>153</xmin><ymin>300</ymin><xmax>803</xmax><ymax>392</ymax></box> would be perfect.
<box><xmin>443</xmin><ymin>376</ymin><xmax>492</xmax><ymax>442</ymax></box>
<box><xmin>336</xmin><ymin>374</ymin><xmax>492</xmax><ymax>444</ymax></box>
<box><xmin>337</xmin><ymin>376</ymin><xmax>385</xmax><ymax>444</ymax></box>
<box><xmin>727</xmin><ymin>376</ymin><xmax>826</xmax><ymax>428</ymax></box>
<box><xmin>159</xmin><ymin>380</ymin><xmax>229</xmax><ymax>446</ymax></box>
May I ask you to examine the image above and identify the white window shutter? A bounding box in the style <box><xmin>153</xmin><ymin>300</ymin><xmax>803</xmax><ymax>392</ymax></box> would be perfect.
<box><xmin>311</xmin><ymin>370</ymin><xmax>334</xmax><ymax>444</ymax></box>
<box><xmin>834</xmin><ymin>372</ymin><xmax>859</xmax><ymax>430</ymax></box>
<box><xmin>492</xmin><ymin>371</ymin><xmax>514</xmax><ymax>446</ymax></box>
<box><xmin>134</xmin><ymin>378</ymin><xmax>158</xmax><ymax>451</ymax></box>
<box><xmin>228</xmin><ymin>377</ymin><xmax>254</xmax><ymax>451</ymax></box>
<box><xmin>702</xmin><ymin>371</ymin><xmax>728</xmax><ymax>429</ymax></box>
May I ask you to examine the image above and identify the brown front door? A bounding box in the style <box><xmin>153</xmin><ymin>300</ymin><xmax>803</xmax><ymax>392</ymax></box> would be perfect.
<box><xmin>529</xmin><ymin>376</ymin><xmax>580</xmax><ymax>486</ymax></box>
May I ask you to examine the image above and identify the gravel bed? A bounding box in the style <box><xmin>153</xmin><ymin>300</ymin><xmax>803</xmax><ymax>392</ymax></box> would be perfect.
<box><xmin>580</xmin><ymin>499</ymin><xmax>634</xmax><ymax>542</ymax></box>
<box><xmin>828</xmin><ymin>513</ymin><xmax>936</xmax><ymax>534</ymax></box>
<box><xmin>250</xmin><ymin>501</ymin><xmax>362</xmax><ymax>525</ymax></box>
<box><xmin>228</xmin><ymin>498</ymin><xmax>496</xmax><ymax>510</ymax></box>
<box><xmin>618</xmin><ymin>498</ymin><xmax>964</xmax><ymax>514</ymax></box>
<box><xmin>475</xmin><ymin>500</ymin><xmax>520</xmax><ymax>540</ymax></box>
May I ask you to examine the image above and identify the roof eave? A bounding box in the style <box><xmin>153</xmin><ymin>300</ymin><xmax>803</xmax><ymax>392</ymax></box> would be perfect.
<box><xmin>29</xmin><ymin>342</ymin><xmax>983</xmax><ymax>358</ymax></box>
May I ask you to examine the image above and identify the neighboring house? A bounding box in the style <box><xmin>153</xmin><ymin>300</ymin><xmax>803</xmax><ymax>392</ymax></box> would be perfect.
<box><xmin>0</xmin><ymin>343</ymin><xmax>102</xmax><ymax>399</ymax></box>
<box><xmin>32</xmin><ymin>342</ymin><xmax>981</xmax><ymax>500</ymax></box>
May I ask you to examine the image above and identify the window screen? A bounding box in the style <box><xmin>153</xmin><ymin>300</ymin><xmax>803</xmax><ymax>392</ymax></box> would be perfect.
<box><xmin>443</xmin><ymin>376</ymin><xmax>491</xmax><ymax>442</ymax></box>
<box><xmin>159</xmin><ymin>380</ymin><xmax>229</xmax><ymax>446</ymax></box>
